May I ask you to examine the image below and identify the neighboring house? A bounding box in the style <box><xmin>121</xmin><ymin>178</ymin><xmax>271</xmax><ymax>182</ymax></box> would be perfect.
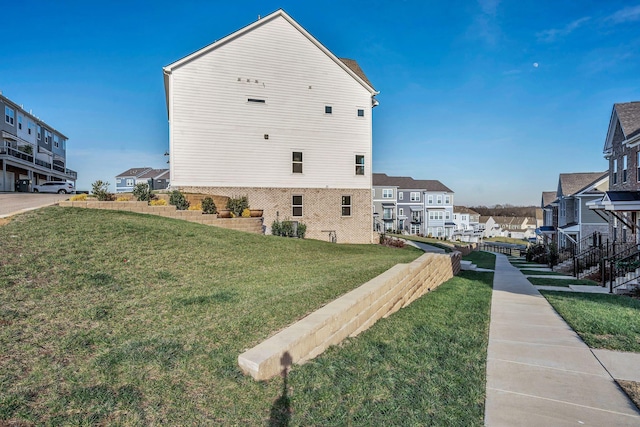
<box><xmin>491</xmin><ymin>216</ymin><xmax>536</xmax><ymax>239</ymax></box>
<box><xmin>539</xmin><ymin>191</ymin><xmax>558</xmax><ymax>245</ymax></box>
<box><xmin>116</xmin><ymin>167</ymin><xmax>152</xmax><ymax>193</ymax></box>
<box><xmin>0</xmin><ymin>93</ymin><xmax>76</xmax><ymax>191</ymax></box>
<box><xmin>372</xmin><ymin>173</ymin><xmax>454</xmax><ymax>236</ymax></box>
<box><xmin>163</xmin><ymin>10</ymin><xmax>379</xmax><ymax>243</ymax></box>
<box><xmin>479</xmin><ymin>216</ymin><xmax>499</xmax><ymax>238</ymax></box>
<box><xmin>590</xmin><ymin>102</ymin><xmax>640</xmax><ymax>245</ymax></box>
<box><xmin>556</xmin><ymin>172</ymin><xmax>608</xmax><ymax>250</ymax></box>
<box><xmin>137</xmin><ymin>168</ymin><xmax>170</xmax><ymax>191</ymax></box>
<box><xmin>452</xmin><ymin>206</ymin><xmax>482</xmax><ymax>242</ymax></box>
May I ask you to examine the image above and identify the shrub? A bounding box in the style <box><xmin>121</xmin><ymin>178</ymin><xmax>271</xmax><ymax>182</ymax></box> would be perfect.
<box><xmin>526</xmin><ymin>244</ymin><xmax>548</xmax><ymax>263</ymax></box>
<box><xmin>271</xmin><ymin>220</ymin><xmax>282</xmax><ymax>236</ymax></box>
<box><xmin>379</xmin><ymin>235</ymin><xmax>406</xmax><ymax>248</ymax></box>
<box><xmin>116</xmin><ymin>196</ymin><xmax>128</xmax><ymax>202</ymax></box>
<box><xmin>169</xmin><ymin>190</ymin><xmax>190</xmax><ymax>210</ymax></box>
<box><xmin>70</xmin><ymin>194</ymin><xmax>87</xmax><ymax>201</ymax></box>
<box><xmin>296</xmin><ymin>222</ymin><xmax>307</xmax><ymax>239</ymax></box>
<box><xmin>132</xmin><ymin>183</ymin><xmax>152</xmax><ymax>202</ymax></box>
<box><xmin>91</xmin><ymin>180</ymin><xmax>114</xmax><ymax>201</ymax></box>
<box><xmin>226</xmin><ymin>196</ymin><xmax>249</xmax><ymax>217</ymax></box>
<box><xmin>202</xmin><ymin>197</ymin><xmax>217</xmax><ymax>214</ymax></box>
<box><xmin>280</xmin><ymin>220</ymin><xmax>295</xmax><ymax>237</ymax></box>
<box><xmin>188</xmin><ymin>203</ymin><xmax>202</xmax><ymax>211</ymax></box>
<box><xmin>241</xmin><ymin>208</ymin><xmax>251</xmax><ymax>218</ymax></box>
<box><xmin>150</xmin><ymin>199</ymin><xmax>167</xmax><ymax>206</ymax></box>
<box><xmin>271</xmin><ymin>220</ymin><xmax>306</xmax><ymax>238</ymax></box>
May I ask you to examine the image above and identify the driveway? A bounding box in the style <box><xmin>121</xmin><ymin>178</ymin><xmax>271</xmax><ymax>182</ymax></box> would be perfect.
<box><xmin>0</xmin><ymin>193</ymin><xmax>71</xmax><ymax>218</ymax></box>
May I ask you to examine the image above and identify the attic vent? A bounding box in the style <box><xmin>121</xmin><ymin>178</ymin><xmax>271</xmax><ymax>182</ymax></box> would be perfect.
<box><xmin>248</xmin><ymin>98</ymin><xmax>265</xmax><ymax>103</ymax></box>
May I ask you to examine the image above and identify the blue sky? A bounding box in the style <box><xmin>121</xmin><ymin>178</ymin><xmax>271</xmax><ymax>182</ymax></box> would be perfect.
<box><xmin>2</xmin><ymin>1</ymin><xmax>640</xmax><ymax>205</ymax></box>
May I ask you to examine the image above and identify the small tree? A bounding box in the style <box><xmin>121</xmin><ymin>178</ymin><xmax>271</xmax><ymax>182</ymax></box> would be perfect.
<box><xmin>91</xmin><ymin>180</ymin><xmax>114</xmax><ymax>201</ymax></box>
<box><xmin>202</xmin><ymin>197</ymin><xmax>217</xmax><ymax>214</ymax></box>
<box><xmin>169</xmin><ymin>190</ymin><xmax>190</xmax><ymax>210</ymax></box>
<box><xmin>132</xmin><ymin>182</ymin><xmax>152</xmax><ymax>202</ymax></box>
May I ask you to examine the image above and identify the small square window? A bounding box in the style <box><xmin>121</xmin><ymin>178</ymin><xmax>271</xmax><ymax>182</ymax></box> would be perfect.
<box><xmin>357</xmin><ymin>109</ymin><xmax>364</xmax><ymax>117</ymax></box>
<box><xmin>325</xmin><ymin>105</ymin><xmax>332</xmax><ymax>114</ymax></box>
<box><xmin>292</xmin><ymin>152</ymin><xmax>303</xmax><ymax>173</ymax></box>
<box><xmin>292</xmin><ymin>195</ymin><xmax>303</xmax><ymax>217</ymax></box>
<box><xmin>341</xmin><ymin>195</ymin><xmax>352</xmax><ymax>216</ymax></box>
<box><xmin>355</xmin><ymin>155</ymin><xmax>365</xmax><ymax>175</ymax></box>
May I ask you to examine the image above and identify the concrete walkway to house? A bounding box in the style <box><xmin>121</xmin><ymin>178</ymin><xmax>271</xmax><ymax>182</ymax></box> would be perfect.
<box><xmin>485</xmin><ymin>253</ymin><xmax>640</xmax><ymax>426</ymax></box>
<box><xmin>403</xmin><ymin>240</ymin><xmax>446</xmax><ymax>254</ymax></box>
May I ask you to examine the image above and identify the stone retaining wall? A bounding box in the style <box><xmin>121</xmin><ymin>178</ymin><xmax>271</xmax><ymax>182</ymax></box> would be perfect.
<box><xmin>238</xmin><ymin>251</ymin><xmax>462</xmax><ymax>380</ymax></box>
<box><xmin>58</xmin><ymin>201</ymin><xmax>263</xmax><ymax>234</ymax></box>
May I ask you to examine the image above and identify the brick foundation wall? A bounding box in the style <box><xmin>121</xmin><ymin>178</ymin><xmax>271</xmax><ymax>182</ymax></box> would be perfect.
<box><xmin>179</xmin><ymin>186</ymin><xmax>373</xmax><ymax>244</ymax></box>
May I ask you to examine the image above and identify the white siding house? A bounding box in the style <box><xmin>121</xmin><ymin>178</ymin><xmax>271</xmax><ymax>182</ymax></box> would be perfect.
<box><xmin>163</xmin><ymin>10</ymin><xmax>379</xmax><ymax>243</ymax></box>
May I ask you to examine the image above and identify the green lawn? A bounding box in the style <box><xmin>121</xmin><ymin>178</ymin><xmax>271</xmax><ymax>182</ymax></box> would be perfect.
<box><xmin>528</xmin><ymin>277</ymin><xmax>599</xmax><ymax>287</ymax></box>
<box><xmin>463</xmin><ymin>251</ymin><xmax>496</xmax><ymax>270</ymax></box>
<box><xmin>540</xmin><ymin>291</ymin><xmax>640</xmax><ymax>352</ymax></box>
<box><xmin>0</xmin><ymin>207</ymin><xmax>492</xmax><ymax>425</ymax></box>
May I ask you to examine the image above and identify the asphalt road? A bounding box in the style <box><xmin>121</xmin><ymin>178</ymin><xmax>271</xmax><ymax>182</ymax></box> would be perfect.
<box><xmin>0</xmin><ymin>192</ymin><xmax>71</xmax><ymax>218</ymax></box>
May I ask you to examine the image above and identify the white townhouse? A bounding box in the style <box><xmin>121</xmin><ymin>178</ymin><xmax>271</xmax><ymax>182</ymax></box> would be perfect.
<box><xmin>163</xmin><ymin>10</ymin><xmax>379</xmax><ymax>243</ymax></box>
<box><xmin>452</xmin><ymin>206</ymin><xmax>482</xmax><ymax>242</ymax></box>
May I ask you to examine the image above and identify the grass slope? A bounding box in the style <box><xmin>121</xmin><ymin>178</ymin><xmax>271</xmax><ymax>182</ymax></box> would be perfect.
<box><xmin>528</xmin><ymin>277</ymin><xmax>599</xmax><ymax>287</ymax></box>
<box><xmin>0</xmin><ymin>207</ymin><xmax>493</xmax><ymax>425</ymax></box>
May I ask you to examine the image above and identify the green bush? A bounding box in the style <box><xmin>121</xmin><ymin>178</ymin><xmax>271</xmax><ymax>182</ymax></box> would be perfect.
<box><xmin>296</xmin><ymin>223</ymin><xmax>307</xmax><ymax>239</ymax></box>
<box><xmin>271</xmin><ymin>220</ymin><xmax>281</xmax><ymax>236</ymax></box>
<box><xmin>91</xmin><ymin>180</ymin><xmax>114</xmax><ymax>201</ymax></box>
<box><xmin>271</xmin><ymin>220</ymin><xmax>306</xmax><ymax>239</ymax></box>
<box><xmin>169</xmin><ymin>190</ymin><xmax>190</xmax><ymax>210</ymax></box>
<box><xmin>226</xmin><ymin>196</ymin><xmax>249</xmax><ymax>217</ymax></box>
<box><xmin>202</xmin><ymin>197</ymin><xmax>217</xmax><ymax>214</ymax></box>
<box><xmin>132</xmin><ymin>183</ymin><xmax>152</xmax><ymax>202</ymax></box>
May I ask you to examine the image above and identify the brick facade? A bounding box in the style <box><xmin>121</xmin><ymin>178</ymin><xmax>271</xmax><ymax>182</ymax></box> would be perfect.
<box><xmin>179</xmin><ymin>186</ymin><xmax>374</xmax><ymax>244</ymax></box>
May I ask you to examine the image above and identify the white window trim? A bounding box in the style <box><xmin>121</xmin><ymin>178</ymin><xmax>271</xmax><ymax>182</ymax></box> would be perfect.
<box><xmin>341</xmin><ymin>195</ymin><xmax>352</xmax><ymax>217</ymax></box>
<box><xmin>5</xmin><ymin>106</ymin><xmax>15</xmax><ymax>125</ymax></box>
<box><xmin>410</xmin><ymin>192</ymin><xmax>420</xmax><ymax>202</ymax></box>
<box><xmin>355</xmin><ymin>154</ymin><xmax>365</xmax><ymax>176</ymax></box>
<box><xmin>292</xmin><ymin>195</ymin><xmax>303</xmax><ymax>217</ymax></box>
<box><xmin>292</xmin><ymin>151</ymin><xmax>303</xmax><ymax>174</ymax></box>
<box><xmin>382</xmin><ymin>189</ymin><xmax>393</xmax><ymax>199</ymax></box>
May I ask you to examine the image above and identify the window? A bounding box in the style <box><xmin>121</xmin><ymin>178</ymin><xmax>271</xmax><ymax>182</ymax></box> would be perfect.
<box><xmin>428</xmin><ymin>195</ymin><xmax>433</xmax><ymax>204</ymax></box>
<box><xmin>399</xmin><ymin>208</ymin><xmax>404</xmax><ymax>216</ymax></box>
<box><xmin>382</xmin><ymin>189</ymin><xmax>393</xmax><ymax>198</ymax></box>
<box><xmin>5</xmin><ymin>106</ymin><xmax>14</xmax><ymax>125</ymax></box>
<box><xmin>613</xmin><ymin>159</ymin><xmax>618</xmax><ymax>184</ymax></box>
<box><xmin>126</xmin><ymin>179</ymin><xmax>134</xmax><ymax>187</ymax></box>
<box><xmin>44</xmin><ymin>130</ymin><xmax>52</xmax><ymax>144</ymax></box>
<box><xmin>410</xmin><ymin>192</ymin><xmax>420</xmax><ymax>201</ymax></box>
<box><xmin>17</xmin><ymin>115</ymin><xmax>23</xmax><ymax>130</ymax></box>
<box><xmin>398</xmin><ymin>192</ymin><xmax>403</xmax><ymax>200</ymax></box>
<box><xmin>428</xmin><ymin>211</ymin><xmax>443</xmax><ymax>220</ymax></box>
<box><xmin>437</xmin><ymin>195</ymin><xmax>442</xmax><ymax>204</ymax></box>
<box><xmin>355</xmin><ymin>155</ymin><xmax>365</xmax><ymax>175</ymax></box>
<box><xmin>325</xmin><ymin>105</ymin><xmax>332</xmax><ymax>114</ymax></box>
<box><xmin>574</xmin><ymin>200</ymin><xmax>579</xmax><ymax>219</ymax></box>
<box><xmin>37</xmin><ymin>125</ymin><xmax>41</xmax><ymax>140</ymax></box>
<box><xmin>27</xmin><ymin>120</ymin><xmax>34</xmax><ymax>135</ymax></box>
<box><xmin>383</xmin><ymin>208</ymin><xmax>393</xmax><ymax>220</ymax></box>
<box><xmin>445</xmin><ymin>211</ymin><xmax>451</xmax><ymax>220</ymax></box>
<box><xmin>411</xmin><ymin>224</ymin><xmax>420</xmax><ymax>234</ymax></box>
<box><xmin>357</xmin><ymin>109</ymin><xmax>364</xmax><ymax>117</ymax></box>
<box><xmin>445</xmin><ymin>195</ymin><xmax>450</xmax><ymax>204</ymax></box>
<box><xmin>292</xmin><ymin>152</ymin><xmax>303</xmax><ymax>173</ymax></box>
<box><xmin>623</xmin><ymin>155</ymin><xmax>627</xmax><ymax>182</ymax></box>
<box><xmin>292</xmin><ymin>195</ymin><xmax>303</xmax><ymax>217</ymax></box>
<box><xmin>116</xmin><ymin>179</ymin><xmax>122</xmax><ymax>184</ymax></box>
<box><xmin>637</xmin><ymin>152</ymin><xmax>640</xmax><ymax>182</ymax></box>
<box><xmin>341</xmin><ymin>195</ymin><xmax>351</xmax><ymax>216</ymax></box>
<box><xmin>54</xmin><ymin>135</ymin><xmax>59</xmax><ymax>148</ymax></box>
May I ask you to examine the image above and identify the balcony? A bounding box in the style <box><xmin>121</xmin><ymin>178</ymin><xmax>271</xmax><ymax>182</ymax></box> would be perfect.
<box><xmin>1</xmin><ymin>145</ymin><xmax>76</xmax><ymax>180</ymax></box>
<box><xmin>0</xmin><ymin>145</ymin><xmax>33</xmax><ymax>163</ymax></box>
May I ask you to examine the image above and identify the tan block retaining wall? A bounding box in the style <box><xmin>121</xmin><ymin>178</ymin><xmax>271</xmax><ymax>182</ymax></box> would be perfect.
<box><xmin>58</xmin><ymin>201</ymin><xmax>263</xmax><ymax>234</ymax></box>
<box><xmin>238</xmin><ymin>251</ymin><xmax>462</xmax><ymax>380</ymax></box>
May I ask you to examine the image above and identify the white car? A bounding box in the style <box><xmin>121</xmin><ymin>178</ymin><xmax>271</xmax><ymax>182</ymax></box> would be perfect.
<box><xmin>33</xmin><ymin>181</ymin><xmax>75</xmax><ymax>194</ymax></box>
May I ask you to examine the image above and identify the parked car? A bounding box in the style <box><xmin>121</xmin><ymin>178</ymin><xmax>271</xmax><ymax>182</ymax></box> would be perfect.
<box><xmin>32</xmin><ymin>181</ymin><xmax>75</xmax><ymax>194</ymax></box>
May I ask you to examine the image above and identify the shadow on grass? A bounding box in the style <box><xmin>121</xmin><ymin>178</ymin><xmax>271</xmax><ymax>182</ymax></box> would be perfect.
<box><xmin>269</xmin><ymin>352</ymin><xmax>293</xmax><ymax>427</ymax></box>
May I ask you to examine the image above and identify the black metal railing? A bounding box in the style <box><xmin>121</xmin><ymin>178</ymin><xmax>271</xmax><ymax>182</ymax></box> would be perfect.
<box><xmin>605</xmin><ymin>248</ymin><xmax>640</xmax><ymax>293</ymax></box>
<box><xmin>0</xmin><ymin>146</ymin><xmax>34</xmax><ymax>163</ymax></box>
<box><xmin>479</xmin><ymin>242</ymin><xmax>526</xmax><ymax>257</ymax></box>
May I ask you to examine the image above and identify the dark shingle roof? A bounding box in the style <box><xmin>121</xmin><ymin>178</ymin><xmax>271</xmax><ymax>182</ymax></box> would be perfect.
<box><xmin>372</xmin><ymin>173</ymin><xmax>453</xmax><ymax>192</ymax></box>
<box><xmin>614</xmin><ymin>102</ymin><xmax>640</xmax><ymax>141</ymax></box>
<box><xmin>558</xmin><ymin>172</ymin><xmax>607</xmax><ymax>197</ymax></box>
<box><xmin>137</xmin><ymin>168</ymin><xmax>169</xmax><ymax>179</ymax></box>
<box><xmin>116</xmin><ymin>167</ymin><xmax>152</xmax><ymax>178</ymax></box>
<box><xmin>339</xmin><ymin>58</ymin><xmax>374</xmax><ymax>90</ymax></box>
<box><xmin>541</xmin><ymin>191</ymin><xmax>557</xmax><ymax>208</ymax></box>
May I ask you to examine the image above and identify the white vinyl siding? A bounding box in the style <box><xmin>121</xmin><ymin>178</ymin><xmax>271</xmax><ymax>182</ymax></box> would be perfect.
<box><xmin>168</xmin><ymin>16</ymin><xmax>373</xmax><ymax>190</ymax></box>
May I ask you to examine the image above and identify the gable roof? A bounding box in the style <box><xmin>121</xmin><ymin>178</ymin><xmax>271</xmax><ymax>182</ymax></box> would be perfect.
<box><xmin>558</xmin><ymin>172</ymin><xmax>607</xmax><ymax>197</ymax></box>
<box><xmin>163</xmin><ymin>9</ymin><xmax>377</xmax><ymax>113</ymax></box>
<box><xmin>615</xmin><ymin>102</ymin><xmax>640</xmax><ymax>142</ymax></box>
<box><xmin>541</xmin><ymin>191</ymin><xmax>557</xmax><ymax>208</ymax></box>
<box><xmin>372</xmin><ymin>173</ymin><xmax>453</xmax><ymax>192</ymax></box>
<box><xmin>454</xmin><ymin>206</ymin><xmax>480</xmax><ymax>215</ymax></box>
<box><xmin>137</xmin><ymin>168</ymin><xmax>170</xmax><ymax>180</ymax></box>
<box><xmin>116</xmin><ymin>167</ymin><xmax>152</xmax><ymax>178</ymax></box>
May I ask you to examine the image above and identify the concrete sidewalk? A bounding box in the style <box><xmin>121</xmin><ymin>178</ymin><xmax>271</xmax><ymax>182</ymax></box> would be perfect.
<box><xmin>485</xmin><ymin>253</ymin><xmax>640</xmax><ymax>426</ymax></box>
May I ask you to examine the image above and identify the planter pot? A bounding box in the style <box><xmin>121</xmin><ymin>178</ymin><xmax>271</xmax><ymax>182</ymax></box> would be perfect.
<box><xmin>250</xmin><ymin>209</ymin><xmax>264</xmax><ymax>217</ymax></box>
<box><xmin>218</xmin><ymin>209</ymin><xmax>232</xmax><ymax>218</ymax></box>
